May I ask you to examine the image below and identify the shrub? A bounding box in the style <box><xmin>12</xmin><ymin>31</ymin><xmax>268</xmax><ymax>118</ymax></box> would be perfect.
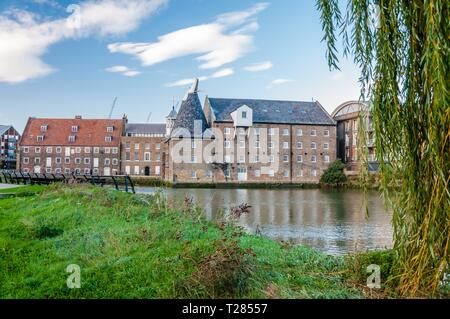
<box><xmin>320</xmin><ymin>160</ymin><xmax>347</xmax><ymax>187</ymax></box>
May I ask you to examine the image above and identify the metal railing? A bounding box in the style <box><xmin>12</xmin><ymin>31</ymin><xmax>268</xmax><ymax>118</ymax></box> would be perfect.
<box><xmin>0</xmin><ymin>170</ymin><xmax>135</xmax><ymax>194</ymax></box>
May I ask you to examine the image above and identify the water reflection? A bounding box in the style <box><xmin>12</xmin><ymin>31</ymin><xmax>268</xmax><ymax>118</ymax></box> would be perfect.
<box><xmin>135</xmin><ymin>187</ymin><xmax>393</xmax><ymax>255</ymax></box>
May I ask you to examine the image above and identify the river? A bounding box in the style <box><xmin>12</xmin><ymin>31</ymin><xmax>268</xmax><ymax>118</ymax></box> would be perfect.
<box><xmin>135</xmin><ymin>187</ymin><xmax>393</xmax><ymax>255</ymax></box>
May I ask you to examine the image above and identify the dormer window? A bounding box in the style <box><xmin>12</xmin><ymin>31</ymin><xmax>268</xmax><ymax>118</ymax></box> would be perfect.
<box><xmin>37</xmin><ymin>135</ymin><xmax>44</xmax><ymax>142</ymax></box>
<box><xmin>242</xmin><ymin>111</ymin><xmax>247</xmax><ymax>119</ymax></box>
<box><xmin>40</xmin><ymin>125</ymin><xmax>48</xmax><ymax>132</ymax></box>
<box><xmin>105</xmin><ymin>136</ymin><xmax>112</xmax><ymax>142</ymax></box>
<box><xmin>68</xmin><ymin>135</ymin><xmax>76</xmax><ymax>142</ymax></box>
<box><xmin>107</xmin><ymin>126</ymin><xmax>114</xmax><ymax>133</ymax></box>
<box><xmin>71</xmin><ymin>126</ymin><xmax>78</xmax><ymax>133</ymax></box>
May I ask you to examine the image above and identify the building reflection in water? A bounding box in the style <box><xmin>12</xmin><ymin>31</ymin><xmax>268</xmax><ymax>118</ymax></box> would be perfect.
<box><xmin>136</xmin><ymin>187</ymin><xmax>393</xmax><ymax>255</ymax></box>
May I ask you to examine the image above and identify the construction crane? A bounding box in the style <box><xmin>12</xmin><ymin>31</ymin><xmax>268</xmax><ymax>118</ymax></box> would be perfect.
<box><xmin>108</xmin><ymin>97</ymin><xmax>118</xmax><ymax>119</ymax></box>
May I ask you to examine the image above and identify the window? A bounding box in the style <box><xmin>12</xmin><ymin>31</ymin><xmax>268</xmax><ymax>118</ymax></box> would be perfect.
<box><xmin>23</xmin><ymin>147</ymin><xmax>29</xmax><ymax>153</ymax></box>
<box><xmin>311</xmin><ymin>169</ymin><xmax>317</xmax><ymax>177</ymax></box>
<box><xmin>125</xmin><ymin>152</ymin><xmax>131</xmax><ymax>161</ymax></box>
<box><xmin>134</xmin><ymin>143</ymin><xmax>140</xmax><ymax>150</ymax></box>
<box><xmin>283</xmin><ymin>142</ymin><xmax>289</xmax><ymax>149</ymax></box>
<box><xmin>239</xmin><ymin>128</ymin><xmax>245</xmax><ymax>135</ymax></box>
<box><xmin>46</xmin><ymin>168</ymin><xmax>52</xmax><ymax>174</ymax></box>
<box><xmin>84</xmin><ymin>168</ymin><xmax>91</xmax><ymax>175</ymax></box>
<box><xmin>156</xmin><ymin>143</ymin><xmax>161</xmax><ymax>150</ymax></box>
<box><xmin>144</xmin><ymin>152</ymin><xmax>151</xmax><ymax>161</ymax></box>
<box><xmin>125</xmin><ymin>143</ymin><xmax>131</xmax><ymax>149</ymax></box>
<box><xmin>239</xmin><ymin>155</ymin><xmax>245</xmax><ymax>163</ymax></box>
<box><xmin>297</xmin><ymin>142</ymin><xmax>303</xmax><ymax>149</ymax></box>
<box><xmin>283</xmin><ymin>155</ymin><xmax>289</xmax><ymax>162</ymax></box>
<box><xmin>41</xmin><ymin>125</ymin><xmax>48</xmax><ymax>132</ymax></box>
<box><xmin>268</xmin><ymin>128</ymin><xmax>275</xmax><ymax>136</ymax></box>
<box><xmin>71</xmin><ymin>126</ymin><xmax>78</xmax><ymax>133</ymax></box>
<box><xmin>254</xmin><ymin>155</ymin><xmax>260</xmax><ymax>163</ymax></box>
<box><xmin>311</xmin><ymin>155</ymin><xmax>317</xmax><ymax>163</ymax></box>
<box><xmin>242</xmin><ymin>111</ymin><xmax>247</xmax><ymax>119</ymax></box>
<box><xmin>297</xmin><ymin>169</ymin><xmax>303</xmax><ymax>177</ymax></box>
<box><xmin>23</xmin><ymin>168</ymin><xmax>30</xmax><ymax>174</ymax></box>
<box><xmin>65</xmin><ymin>158</ymin><xmax>70</xmax><ymax>164</ymax></box>
<box><xmin>65</xmin><ymin>168</ymin><xmax>71</xmax><ymax>174</ymax></box>
<box><xmin>105</xmin><ymin>136</ymin><xmax>112</xmax><ymax>142</ymax></box>
<box><xmin>296</xmin><ymin>129</ymin><xmax>303</xmax><ymax>136</ymax></box>
<box><xmin>56</xmin><ymin>147</ymin><xmax>62</xmax><ymax>153</ymax></box>
<box><xmin>239</xmin><ymin>141</ymin><xmax>245</xmax><ymax>148</ymax></box>
<box><xmin>156</xmin><ymin>154</ymin><xmax>161</xmax><ymax>162</ymax></box>
<box><xmin>269</xmin><ymin>155</ymin><xmax>274</xmax><ymax>163</ymax></box>
<box><xmin>311</xmin><ymin>129</ymin><xmax>317</xmax><ymax>136</ymax></box>
<box><xmin>254</xmin><ymin>170</ymin><xmax>261</xmax><ymax>177</ymax></box>
<box><xmin>23</xmin><ymin>157</ymin><xmax>29</xmax><ymax>164</ymax></box>
<box><xmin>224</xmin><ymin>169</ymin><xmax>230</xmax><ymax>178</ymax></box>
<box><xmin>104</xmin><ymin>158</ymin><xmax>111</xmax><ymax>165</ymax></box>
<box><xmin>92</xmin><ymin>168</ymin><xmax>99</xmax><ymax>175</ymax></box>
<box><xmin>75</xmin><ymin>147</ymin><xmax>81</xmax><ymax>154</ymax></box>
<box><xmin>191</xmin><ymin>155</ymin><xmax>197</xmax><ymax>163</ymax></box>
<box><xmin>269</xmin><ymin>170</ymin><xmax>275</xmax><ymax>177</ymax></box>
<box><xmin>297</xmin><ymin>155</ymin><xmax>303</xmax><ymax>163</ymax></box>
<box><xmin>105</xmin><ymin>148</ymin><xmax>111</xmax><ymax>154</ymax></box>
<box><xmin>283</xmin><ymin>170</ymin><xmax>289</xmax><ymax>177</ymax></box>
<box><xmin>283</xmin><ymin>128</ymin><xmax>289</xmax><ymax>136</ymax></box>
<box><xmin>37</xmin><ymin>136</ymin><xmax>44</xmax><ymax>142</ymax></box>
<box><xmin>112</xmin><ymin>159</ymin><xmax>118</xmax><ymax>166</ymax></box>
<box><xmin>224</xmin><ymin>141</ymin><xmax>231</xmax><ymax>148</ymax></box>
<box><xmin>191</xmin><ymin>171</ymin><xmax>197</xmax><ymax>179</ymax></box>
<box><xmin>84</xmin><ymin>147</ymin><xmax>91</xmax><ymax>153</ymax></box>
<box><xmin>46</xmin><ymin>147</ymin><xmax>52</xmax><ymax>154</ymax></box>
<box><xmin>206</xmin><ymin>170</ymin><xmax>212</xmax><ymax>178</ymax></box>
<box><xmin>268</xmin><ymin>141</ymin><xmax>274</xmax><ymax>149</ymax></box>
<box><xmin>75</xmin><ymin>158</ymin><xmax>81</xmax><ymax>164</ymax></box>
<box><xmin>94</xmin><ymin>147</ymin><xmax>99</xmax><ymax>154</ymax></box>
<box><xmin>225</xmin><ymin>155</ymin><xmax>231</xmax><ymax>163</ymax></box>
<box><xmin>84</xmin><ymin>158</ymin><xmax>90</xmax><ymax>165</ymax></box>
<box><xmin>191</xmin><ymin>141</ymin><xmax>196</xmax><ymax>149</ymax></box>
<box><xmin>55</xmin><ymin>168</ymin><xmax>61</xmax><ymax>174</ymax></box>
<box><xmin>35</xmin><ymin>158</ymin><xmax>40</xmax><ymax>164</ymax></box>
<box><xmin>324</xmin><ymin>155</ymin><xmax>330</xmax><ymax>163</ymax></box>
<box><xmin>225</xmin><ymin>127</ymin><xmax>231</xmax><ymax>135</ymax></box>
<box><xmin>134</xmin><ymin>151</ymin><xmax>139</xmax><ymax>161</ymax></box>
<box><xmin>107</xmin><ymin>126</ymin><xmax>114</xmax><ymax>133</ymax></box>
<box><xmin>68</xmin><ymin>135</ymin><xmax>76</xmax><ymax>142</ymax></box>
<box><xmin>75</xmin><ymin>168</ymin><xmax>81</xmax><ymax>175</ymax></box>
<box><xmin>254</xmin><ymin>128</ymin><xmax>260</xmax><ymax>135</ymax></box>
<box><xmin>35</xmin><ymin>147</ymin><xmax>41</xmax><ymax>153</ymax></box>
<box><xmin>324</xmin><ymin>130</ymin><xmax>330</xmax><ymax>137</ymax></box>
<box><xmin>55</xmin><ymin>157</ymin><xmax>62</xmax><ymax>164</ymax></box>
<box><xmin>145</xmin><ymin>143</ymin><xmax>150</xmax><ymax>150</ymax></box>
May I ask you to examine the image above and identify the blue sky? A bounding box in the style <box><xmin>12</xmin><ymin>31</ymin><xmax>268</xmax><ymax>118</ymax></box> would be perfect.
<box><xmin>0</xmin><ymin>0</ymin><xmax>361</xmax><ymax>132</ymax></box>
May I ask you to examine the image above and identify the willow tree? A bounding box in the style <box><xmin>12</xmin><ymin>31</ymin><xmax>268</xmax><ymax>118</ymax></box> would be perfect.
<box><xmin>316</xmin><ymin>0</ymin><xmax>449</xmax><ymax>296</ymax></box>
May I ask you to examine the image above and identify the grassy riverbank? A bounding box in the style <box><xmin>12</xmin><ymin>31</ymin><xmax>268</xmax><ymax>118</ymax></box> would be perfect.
<box><xmin>0</xmin><ymin>184</ymin><xmax>438</xmax><ymax>299</ymax></box>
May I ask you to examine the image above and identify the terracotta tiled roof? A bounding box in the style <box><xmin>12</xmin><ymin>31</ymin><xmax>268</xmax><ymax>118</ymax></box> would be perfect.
<box><xmin>20</xmin><ymin>117</ymin><xmax>124</xmax><ymax>146</ymax></box>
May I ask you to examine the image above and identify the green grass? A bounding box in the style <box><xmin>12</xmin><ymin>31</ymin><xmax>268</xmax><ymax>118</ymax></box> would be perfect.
<box><xmin>0</xmin><ymin>184</ymin><xmax>390</xmax><ymax>299</ymax></box>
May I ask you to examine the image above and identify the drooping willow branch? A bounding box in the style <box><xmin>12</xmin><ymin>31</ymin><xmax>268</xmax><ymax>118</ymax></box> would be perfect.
<box><xmin>316</xmin><ymin>0</ymin><xmax>449</xmax><ymax>296</ymax></box>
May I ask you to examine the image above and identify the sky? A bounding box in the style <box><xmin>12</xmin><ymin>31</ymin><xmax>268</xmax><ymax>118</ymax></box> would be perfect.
<box><xmin>0</xmin><ymin>0</ymin><xmax>362</xmax><ymax>132</ymax></box>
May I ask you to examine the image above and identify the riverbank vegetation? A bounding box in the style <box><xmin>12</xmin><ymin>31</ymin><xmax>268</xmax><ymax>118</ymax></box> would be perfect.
<box><xmin>0</xmin><ymin>184</ymin><xmax>411</xmax><ymax>298</ymax></box>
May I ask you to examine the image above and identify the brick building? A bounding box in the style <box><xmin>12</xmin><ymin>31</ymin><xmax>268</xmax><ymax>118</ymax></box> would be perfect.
<box><xmin>121</xmin><ymin>123</ymin><xmax>167</xmax><ymax>177</ymax></box>
<box><xmin>0</xmin><ymin>125</ymin><xmax>20</xmax><ymax>169</ymax></box>
<box><xmin>166</xmin><ymin>79</ymin><xmax>337</xmax><ymax>183</ymax></box>
<box><xmin>18</xmin><ymin>116</ymin><xmax>125</xmax><ymax>175</ymax></box>
<box><xmin>331</xmin><ymin>100</ymin><xmax>377</xmax><ymax>171</ymax></box>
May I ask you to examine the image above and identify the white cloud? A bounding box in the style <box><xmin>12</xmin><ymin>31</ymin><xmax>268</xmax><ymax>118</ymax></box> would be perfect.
<box><xmin>105</xmin><ymin>65</ymin><xmax>141</xmax><ymax>77</ymax></box>
<box><xmin>165</xmin><ymin>68</ymin><xmax>234</xmax><ymax>87</ymax></box>
<box><xmin>0</xmin><ymin>0</ymin><xmax>168</xmax><ymax>83</ymax></box>
<box><xmin>244</xmin><ymin>61</ymin><xmax>273</xmax><ymax>72</ymax></box>
<box><xmin>108</xmin><ymin>3</ymin><xmax>269</xmax><ymax>70</ymax></box>
<box><xmin>271</xmin><ymin>78</ymin><xmax>293</xmax><ymax>85</ymax></box>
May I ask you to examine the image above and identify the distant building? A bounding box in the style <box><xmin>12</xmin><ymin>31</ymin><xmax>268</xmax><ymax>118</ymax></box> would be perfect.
<box><xmin>331</xmin><ymin>101</ymin><xmax>377</xmax><ymax>171</ymax></box>
<box><xmin>18</xmin><ymin>116</ymin><xmax>125</xmax><ymax>175</ymax></box>
<box><xmin>0</xmin><ymin>125</ymin><xmax>20</xmax><ymax>169</ymax></box>
<box><xmin>121</xmin><ymin>123</ymin><xmax>167</xmax><ymax>177</ymax></box>
<box><xmin>166</xmin><ymin>79</ymin><xmax>337</xmax><ymax>183</ymax></box>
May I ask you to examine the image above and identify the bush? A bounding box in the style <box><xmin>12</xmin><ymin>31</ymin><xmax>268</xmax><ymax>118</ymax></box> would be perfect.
<box><xmin>320</xmin><ymin>159</ymin><xmax>348</xmax><ymax>187</ymax></box>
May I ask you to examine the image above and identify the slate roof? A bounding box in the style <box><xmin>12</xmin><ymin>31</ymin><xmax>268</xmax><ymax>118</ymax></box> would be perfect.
<box><xmin>21</xmin><ymin>118</ymin><xmax>123</xmax><ymax>146</ymax></box>
<box><xmin>172</xmin><ymin>92</ymin><xmax>208</xmax><ymax>137</ymax></box>
<box><xmin>207</xmin><ymin>98</ymin><xmax>335</xmax><ymax>125</ymax></box>
<box><xmin>167</xmin><ymin>106</ymin><xmax>178</xmax><ymax>119</ymax></box>
<box><xmin>0</xmin><ymin>125</ymin><xmax>12</xmax><ymax>136</ymax></box>
<box><xmin>126</xmin><ymin>123</ymin><xmax>166</xmax><ymax>135</ymax></box>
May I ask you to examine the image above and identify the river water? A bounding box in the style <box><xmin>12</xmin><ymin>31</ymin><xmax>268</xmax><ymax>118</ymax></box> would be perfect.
<box><xmin>135</xmin><ymin>187</ymin><xmax>393</xmax><ymax>255</ymax></box>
